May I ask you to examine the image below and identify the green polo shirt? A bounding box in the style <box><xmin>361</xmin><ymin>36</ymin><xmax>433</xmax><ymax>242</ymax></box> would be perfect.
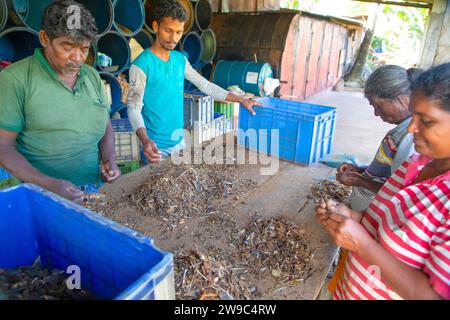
<box><xmin>0</xmin><ymin>49</ymin><xmax>110</xmax><ymax>186</ymax></box>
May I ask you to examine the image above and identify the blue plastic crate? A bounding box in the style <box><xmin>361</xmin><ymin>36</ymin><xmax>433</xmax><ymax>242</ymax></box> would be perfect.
<box><xmin>238</xmin><ymin>97</ymin><xmax>337</xmax><ymax>165</ymax></box>
<box><xmin>0</xmin><ymin>166</ymin><xmax>12</xmax><ymax>181</ymax></box>
<box><xmin>111</xmin><ymin>118</ymin><xmax>133</xmax><ymax>133</ymax></box>
<box><xmin>0</xmin><ymin>184</ymin><xmax>174</xmax><ymax>300</ymax></box>
<box><xmin>111</xmin><ymin>119</ymin><xmax>141</xmax><ymax>163</ymax></box>
<box><xmin>184</xmin><ymin>91</ymin><xmax>214</xmax><ymax>129</ymax></box>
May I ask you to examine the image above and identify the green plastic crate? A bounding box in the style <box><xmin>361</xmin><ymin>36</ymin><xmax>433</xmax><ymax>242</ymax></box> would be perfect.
<box><xmin>0</xmin><ymin>177</ymin><xmax>22</xmax><ymax>190</ymax></box>
<box><xmin>118</xmin><ymin>161</ymin><xmax>141</xmax><ymax>175</ymax></box>
<box><xmin>214</xmin><ymin>101</ymin><xmax>234</xmax><ymax>119</ymax></box>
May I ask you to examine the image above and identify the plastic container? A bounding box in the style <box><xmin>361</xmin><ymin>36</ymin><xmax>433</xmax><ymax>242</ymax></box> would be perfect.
<box><xmin>199</xmin><ymin>61</ymin><xmax>213</xmax><ymax>80</ymax></box>
<box><xmin>190</xmin><ymin>113</ymin><xmax>224</xmax><ymax>145</ymax></box>
<box><xmin>238</xmin><ymin>97</ymin><xmax>337</xmax><ymax>165</ymax></box>
<box><xmin>118</xmin><ymin>161</ymin><xmax>141</xmax><ymax>175</ymax></box>
<box><xmin>192</xmin><ymin>0</ymin><xmax>212</xmax><ymax>32</ymax></box>
<box><xmin>200</xmin><ymin>29</ymin><xmax>216</xmax><ymax>63</ymax></box>
<box><xmin>112</xmin><ymin>119</ymin><xmax>141</xmax><ymax>163</ymax></box>
<box><xmin>100</xmin><ymin>72</ymin><xmax>125</xmax><ymax>116</ymax></box>
<box><xmin>0</xmin><ymin>184</ymin><xmax>174</xmax><ymax>300</ymax></box>
<box><xmin>213</xmin><ymin>60</ymin><xmax>273</xmax><ymax>97</ymax></box>
<box><xmin>183</xmin><ymin>91</ymin><xmax>214</xmax><ymax>129</ymax></box>
<box><xmin>133</xmin><ymin>29</ymin><xmax>153</xmax><ymax>50</ymax></box>
<box><xmin>97</xmin><ymin>31</ymin><xmax>130</xmax><ymax>75</ymax></box>
<box><xmin>0</xmin><ymin>27</ymin><xmax>41</xmax><ymax>62</ymax></box>
<box><xmin>113</xmin><ymin>0</ymin><xmax>145</xmax><ymax>37</ymax></box>
<box><xmin>0</xmin><ymin>0</ymin><xmax>7</xmax><ymax>32</ymax></box>
<box><xmin>85</xmin><ymin>43</ymin><xmax>98</xmax><ymax>67</ymax></box>
<box><xmin>181</xmin><ymin>32</ymin><xmax>203</xmax><ymax>66</ymax></box>
<box><xmin>0</xmin><ymin>166</ymin><xmax>11</xmax><ymax>181</ymax></box>
<box><xmin>77</xmin><ymin>0</ymin><xmax>114</xmax><ymax>37</ymax></box>
<box><xmin>0</xmin><ymin>167</ymin><xmax>21</xmax><ymax>190</ymax></box>
<box><xmin>224</xmin><ymin>117</ymin><xmax>234</xmax><ymax>134</ymax></box>
<box><xmin>6</xmin><ymin>0</ymin><xmax>52</xmax><ymax>32</ymax></box>
<box><xmin>214</xmin><ymin>100</ymin><xmax>234</xmax><ymax>119</ymax></box>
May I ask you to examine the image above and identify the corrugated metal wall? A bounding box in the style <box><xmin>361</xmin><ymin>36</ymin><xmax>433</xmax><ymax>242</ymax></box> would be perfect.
<box><xmin>212</xmin><ymin>12</ymin><xmax>364</xmax><ymax>100</ymax></box>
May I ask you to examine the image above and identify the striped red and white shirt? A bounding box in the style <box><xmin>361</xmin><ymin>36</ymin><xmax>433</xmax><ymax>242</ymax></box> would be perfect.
<box><xmin>334</xmin><ymin>154</ymin><xmax>450</xmax><ymax>300</ymax></box>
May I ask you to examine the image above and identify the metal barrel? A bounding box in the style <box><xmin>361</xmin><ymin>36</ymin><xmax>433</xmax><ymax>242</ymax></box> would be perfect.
<box><xmin>213</xmin><ymin>60</ymin><xmax>274</xmax><ymax>97</ymax></box>
<box><xmin>0</xmin><ymin>0</ymin><xmax>7</xmax><ymax>32</ymax></box>
<box><xmin>192</xmin><ymin>0</ymin><xmax>212</xmax><ymax>32</ymax></box>
<box><xmin>99</xmin><ymin>71</ymin><xmax>125</xmax><ymax>116</ymax></box>
<box><xmin>6</xmin><ymin>0</ymin><xmax>53</xmax><ymax>32</ymax></box>
<box><xmin>0</xmin><ymin>26</ymin><xmax>40</xmax><ymax>62</ymax></box>
<box><xmin>97</xmin><ymin>31</ymin><xmax>131</xmax><ymax>75</ymax></box>
<box><xmin>177</xmin><ymin>0</ymin><xmax>194</xmax><ymax>34</ymax></box>
<box><xmin>144</xmin><ymin>0</ymin><xmax>194</xmax><ymax>35</ymax></box>
<box><xmin>76</xmin><ymin>0</ymin><xmax>114</xmax><ymax>37</ymax></box>
<box><xmin>199</xmin><ymin>61</ymin><xmax>213</xmax><ymax>81</ymax></box>
<box><xmin>112</xmin><ymin>0</ymin><xmax>145</xmax><ymax>37</ymax></box>
<box><xmin>85</xmin><ymin>43</ymin><xmax>98</xmax><ymax>68</ymax></box>
<box><xmin>200</xmin><ymin>28</ymin><xmax>216</xmax><ymax>63</ymax></box>
<box><xmin>143</xmin><ymin>0</ymin><xmax>159</xmax><ymax>34</ymax></box>
<box><xmin>181</xmin><ymin>31</ymin><xmax>203</xmax><ymax>66</ymax></box>
<box><xmin>7</xmin><ymin>0</ymin><xmax>113</xmax><ymax>37</ymax></box>
<box><xmin>133</xmin><ymin>28</ymin><xmax>153</xmax><ymax>49</ymax></box>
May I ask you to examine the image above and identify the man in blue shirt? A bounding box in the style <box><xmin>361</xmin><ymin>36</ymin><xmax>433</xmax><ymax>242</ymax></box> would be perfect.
<box><xmin>127</xmin><ymin>0</ymin><xmax>261</xmax><ymax>163</ymax></box>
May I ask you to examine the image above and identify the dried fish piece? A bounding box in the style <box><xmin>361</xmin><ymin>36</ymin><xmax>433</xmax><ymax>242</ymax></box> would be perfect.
<box><xmin>174</xmin><ymin>248</ymin><xmax>253</xmax><ymax>301</ymax></box>
<box><xmin>235</xmin><ymin>216</ymin><xmax>315</xmax><ymax>284</ymax></box>
<box><xmin>310</xmin><ymin>179</ymin><xmax>352</xmax><ymax>203</ymax></box>
<box><xmin>0</xmin><ymin>257</ymin><xmax>94</xmax><ymax>300</ymax></box>
<box><xmin>128</xmin><ymin>163</ymin><xmax>256</xmax><ymax>231</ymax></box>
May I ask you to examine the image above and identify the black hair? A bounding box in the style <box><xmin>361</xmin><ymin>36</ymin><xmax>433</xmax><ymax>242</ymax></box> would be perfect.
<box><xmin>411</xmin><ymin>63</ymin><xmax>450</xmax><ymax>112</ymax></box>
<box><xmin>154</xmin><ymin>0</ymin><xmax>187</xmax><ymax>25</ymax></box>
<box><xmin>41</xmin><ymin>0</ymin><xmax>97</xmax><ymax>42</ymax></box>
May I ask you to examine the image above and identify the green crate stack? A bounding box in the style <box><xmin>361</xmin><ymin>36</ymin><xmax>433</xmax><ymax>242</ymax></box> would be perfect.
<box><xmin>118</xmin><ymin>160</ymin><xmax>141</xmax><ymax>175</ymax></box>
<box><xmin>0</xmin><ymin>177</ymin><xmax>22</xmax><ymax>190</ymax></box>
<box><xmin>214</xmin><ymin>101</ymin><xmax>234</xmax><ymax>119</ymax></box>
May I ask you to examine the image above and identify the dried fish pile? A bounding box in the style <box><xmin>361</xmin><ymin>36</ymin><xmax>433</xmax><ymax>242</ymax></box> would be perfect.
<box><xmin>310</xmin><ymin>179</ymin><xmax>352</xmax><ymax>203</ymax></box>
<box><xmin>235</xmin><ymin>217</ymin><xmax>315</xmax><ymax>284</ymax></box>
<box><xmin>0</xmin><ymin>258</ymin><xmax>93</xmax><ymax>300</ymax></box>
<box><xmin>130</xmin><ymin>164</ymin><xmax>255</xmax><ymax>222</ymax></box>
<box><xmin>174</xmin><ymin>249</ymin><xmax>253</xmax><ymax>300</ymax></box>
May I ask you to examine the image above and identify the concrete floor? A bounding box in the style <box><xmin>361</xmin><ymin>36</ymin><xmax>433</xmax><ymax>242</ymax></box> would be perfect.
<box><xmin>306</xmin><ymin>90</ymin><xmax>394</xmax><ymax>164</ymax></box>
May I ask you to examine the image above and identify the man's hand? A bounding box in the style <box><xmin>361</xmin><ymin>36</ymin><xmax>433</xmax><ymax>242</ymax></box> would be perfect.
<box><xmin>143</xmin><ymin>139</ymin><xmax>162</xmax><ymax>163</ymax></box>
<box><xmin>337</xmin><ymin>163</ymin><xmax>361</xmax><ymax>173</ymax></box>
<box><xmin>240</xmin><ymin>98</ymin><xmax>262</xmax><ymax>116</ymax></box>
<box><xmin>101</xmin><ymin>161</ymin><xmax>121</xmax><ymax>183</ymax></box>
<box><xmin>46</xmin><ymin>179</ymin><xmax>85</xmax><ymax>202</ymax></box>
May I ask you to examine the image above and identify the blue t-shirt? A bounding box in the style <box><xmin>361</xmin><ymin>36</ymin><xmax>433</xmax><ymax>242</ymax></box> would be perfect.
<box><xmin>132</xmin><ymin>49</ymin><xmax>186</xmax><ymax>149</ymax></box>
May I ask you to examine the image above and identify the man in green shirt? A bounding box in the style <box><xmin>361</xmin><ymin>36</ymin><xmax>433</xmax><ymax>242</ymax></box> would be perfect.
<box><xmin>0</xmin><ymin>0</ymin><xmax>120</xmax><ymax>201</ymax></box>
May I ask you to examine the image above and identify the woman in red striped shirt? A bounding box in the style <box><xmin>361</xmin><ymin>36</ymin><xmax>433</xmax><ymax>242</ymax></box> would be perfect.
<box><xmin>316</xmin><ymin>63</ymin><xmax>450</xmax><ymax>300</ymax></box>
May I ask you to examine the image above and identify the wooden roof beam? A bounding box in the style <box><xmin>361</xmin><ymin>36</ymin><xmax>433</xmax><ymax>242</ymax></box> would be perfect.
<box><xmin>353</xmin><ymin>0</ymin><xmax>433</xmax><ymax>9</ymax></box>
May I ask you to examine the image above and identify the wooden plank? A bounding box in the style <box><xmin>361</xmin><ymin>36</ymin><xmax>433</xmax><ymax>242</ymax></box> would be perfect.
<box><xmin>100</xmin><ymin>145</ymin><xmax>338</xmax><ymax>300</ymax></box>
<box><xmin>355</xmin><ymin>0</ymin><xmax>433</xmax><ymax>9</ymax></box>
<box><xmin>304</xmin><ymin>20</ymin><xmax>325</xmax><ymax>98</ymax></box>
<box><xmin>231</xmin><ymin>162</ymin><xmax>338</xmax><ymax>299</ymax></box>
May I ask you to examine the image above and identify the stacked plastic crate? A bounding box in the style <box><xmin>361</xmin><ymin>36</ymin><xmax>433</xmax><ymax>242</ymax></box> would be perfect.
<box><xmin>214</xmin><ymin>100</ymin><xmax>237</xmax><ymax>134</ymax></box>
<box><xmin>184</xmin><ymin>91</ymin><xmax>225</xmax><ymax>144</ymax></box>
<box><xmin>111</xmin><ymin>119</ymin><xmax>141</xmax><ymax>174</ymax></box>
